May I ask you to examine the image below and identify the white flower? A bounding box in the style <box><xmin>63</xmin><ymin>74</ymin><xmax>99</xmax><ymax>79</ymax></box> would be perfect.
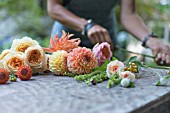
<box><xmin>160</xmin><ymin>77</ymin><xmax>168</xmax><ymax>86</ymax></box>
<box><xmin>10</xmin><ymin>36</ymin><xmax>39</xmax><ymax>53</ymax></box>
<box><xmin>0</xmin><ymin>49</ymin><xmax>11</xmax><ymax>68</ymax></box>
<box><xmin>3</xmin><ymin>52</ymin><xmax>26</xmax><ymax>74</ymax></box>
<box><xmin>119</xmin><ymin>71</ymin><xmax>135</xmax><ymax>80</ymax></box>
<box><xmin>0</xmin><ymin>49</ymin><xmax>11</xmax><ymax>60</ymax></box>
<box><xmin>106</xmin><ymin>60</ymin><xmax>124</xmax><ymax>78</ymax></box>
<box><xmin>121</xmin><ymin>78</ymin><xmax>130</xmax><ymax>87</ymax></box>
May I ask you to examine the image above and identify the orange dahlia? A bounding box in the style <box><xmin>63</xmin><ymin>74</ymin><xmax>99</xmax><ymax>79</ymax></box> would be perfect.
<box><xmin>67</xmin><ymin>47</ymin><xmax>98</xmax><ymax>74</ymax></box>
<box><xmin>16</xmin><ymin>65</ymin><xmax>32</xmax><ymax>81</ymax></box>
<box><xmin>43</xmin><ymin>30</ymin><xmax>80</xmax><ymax>53</ymax></box>
<box><xmin>0</xmin><ymin>68</ymin><xmax>9</xmax><ymax>84</ymax></box>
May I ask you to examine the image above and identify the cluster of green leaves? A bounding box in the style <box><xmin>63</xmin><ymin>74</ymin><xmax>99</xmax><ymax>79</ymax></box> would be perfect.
<box><xmin>74</xmin><ymin>71</ymin><xmax>108</xmax><ymax>85</ymax></box>
<box><xmin>107</xmin><ymin>73</ymin><xmax>121</xmax><ymax>88</ymax></box>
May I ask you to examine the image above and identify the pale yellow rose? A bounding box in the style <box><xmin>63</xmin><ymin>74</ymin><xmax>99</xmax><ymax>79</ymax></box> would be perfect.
<box><xmin>106</xmin><ymin>60</ymin><xmax>124</xmax><ymax>78</ymax></box>
<box><xmin>3</xmin><ymin>52</ymin><xmax>26</xmax><ymax>74</ymax></box>
<box><xmin>23</xmin><ymin>45</ymin><xmax>46</xmax><ymax>73</ymax></box>
<box><xmin>0</xmin><ymin>49</ymin><xmax>11</xmax><ymax>68</ymax></box>
<box><xmin>10</xmin><ymin>36</ymin><xmax>39</xmax><ymax>53</ymax></box>
<box><xmin>0</xmin><ymin>49</ymin><xmax>11</xmax><ymax>60</ymax></box>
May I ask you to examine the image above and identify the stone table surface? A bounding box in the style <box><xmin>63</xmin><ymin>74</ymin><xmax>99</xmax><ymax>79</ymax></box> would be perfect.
<box><xmin>0</xmin><ymin>68</ymin><xmax>170</xmax><ymax>113</ymax></box>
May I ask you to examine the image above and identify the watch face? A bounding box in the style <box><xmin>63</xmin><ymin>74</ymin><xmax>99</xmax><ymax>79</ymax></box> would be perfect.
<box><xmin>87</xmin><ymin>19</ymin><xmax>92</xmax><ymax>23</ymax></box>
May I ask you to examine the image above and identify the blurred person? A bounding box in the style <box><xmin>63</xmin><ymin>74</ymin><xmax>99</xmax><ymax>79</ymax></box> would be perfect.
<box><xmin>47</xmin><ymin>0</ymin><xmax>170</xmax><ymax>66</ymax></box>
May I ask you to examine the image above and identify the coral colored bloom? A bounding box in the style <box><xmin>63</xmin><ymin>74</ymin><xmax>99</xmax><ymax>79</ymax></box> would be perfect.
<box><xmin>43</xmin><ymin>30</ymin><xmax>80</xmax><ymax>53</ymax></box>
<box><xmin>67</xmin><ymin>47</ymin><xmax>98</xmax><ymax>74</ymax></box>
<box><xmin>119</xmin><ymin>71</ymin><xmax>135</xmax><ymax>80</ymax></box>
<box><xmin>16</xmin><ymin>65</ymin><xmax>32</xmax><ymax>81</ymax></box>
<box><xmin>49</xmin><ymin>50</ymin><xmax>68</xmax><ymax>75</ymax></box>
<box><xmin>92</xmin><ymin>42</ymin><xmax>112</xmax><ymax>66</ymax></box>
<box><xmin>10</xmin><ymin>36</ymin><xmax>39</xmax><ymax>53</ymax></box>
<box><xmin>0</xmin><ymin>68</ymin><xmax>9</xmax><ymax>84</ymax></box>
<box><xmin>106</xmin><ymin>60</ymin><xmax>124</xmax><ymax>78</ymax></box>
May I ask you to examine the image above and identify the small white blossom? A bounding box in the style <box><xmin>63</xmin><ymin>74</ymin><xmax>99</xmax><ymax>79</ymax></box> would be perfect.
<box><xmin>121</xmin><ymin>78</ymin><xmax>130</xmax><ymax>87</ymax></box>
<box><xmin>160</xmin><ymin>77</ymin><xmax>168</xmax><ymax>86</ymax></box>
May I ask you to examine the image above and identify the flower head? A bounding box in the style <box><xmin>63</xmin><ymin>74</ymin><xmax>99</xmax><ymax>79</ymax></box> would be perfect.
<box><xmin>3</xmin><ymin>52</ymin><xmax>26</xmax><ymax>74</ymax></box>
<box><xmin>0</xmin><ymin>68</ymin><xmax>9</xmax><ymax>84</ymax></box>
<box><xmin>0</xmin><ymin>49</ymin><xmax>10</xmax><ymax>60</ymax></box>
<box><xmin>10</xmin><ymin>36</ymin><xmax>39</xmax><ymax>53</ymax></box>
<box><xmin>92</xmin><ymin>42</ymin><xmax>112</xmax><ymax>66</ymax></box>
<box><xmin>0</xmin><ymin>49</ymin><xmax>11</xmax><ymax>68</ymax></box>
<box><xmin>16</xmin><ymin>65</ymin><xmax>32</xmax><ymax>81</ymax></box>
<box><xmin>24</xmin><ymin>45</ymin><xmax>46</xmax><ymax>73</ymax></box>
<box><xmin>119</xmin><ymin>71</ymin><xmax>135</xmax><ymax>80</ymax></box>
<box><xmin>43</xmin><ymin>30</ymin><xmax>80</xmax><ymax>53</ymax></box>
<box><xmin>106</xmin><ymin>60</ymin><xmax>124</xmax><ymax>78</ymax></box>
<box><xmin>49</xmin><ymin>50</ymin><xmax>68</xmax><ymax>75</ymax></box>
<box><xmin>67</xmin><ymin>47</ymin><xmax>98</xmax><ymax>74</ymax></box>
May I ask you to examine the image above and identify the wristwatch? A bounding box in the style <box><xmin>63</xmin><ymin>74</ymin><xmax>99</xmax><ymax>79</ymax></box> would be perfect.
<box><xmin>81</xmin><ymin>19</ymin><xmax>96</xmax><ymax>36</ymax></box>
<box><xmin>141</xmin><ymin>32</ymin><xmax>158</xmax><ymax>47</ymax></box>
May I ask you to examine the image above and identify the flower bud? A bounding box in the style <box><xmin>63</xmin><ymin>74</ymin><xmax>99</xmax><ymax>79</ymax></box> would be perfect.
<box><xmin>121</xmin><ymin>78</ymin><xmax>130</xmax><ymax>87</ymax></box>
<box><xmin>160</xmin><ymin>77</ymin><xmax>167</xmax><ymax>86</ymax></box>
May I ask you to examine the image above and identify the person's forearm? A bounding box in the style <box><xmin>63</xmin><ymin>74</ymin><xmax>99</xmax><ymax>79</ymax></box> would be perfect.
<box><xmin>121</xmin><ymin>13</ymin><xmax>150</xmax><ymax>41</ymax></box>
<box><xmin>120</xmin><ymin>0</ymin><xmax>151</xmax><ymax>41</ymax></box>
<box><xmin>47</xmin><ymin>0</ymin><xmax>87</xmax><ymax>32</ymax></box>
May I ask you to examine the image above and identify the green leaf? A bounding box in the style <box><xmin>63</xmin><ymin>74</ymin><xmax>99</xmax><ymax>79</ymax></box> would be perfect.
<box><xmin>133</xmin><ymin>61</ymin><xmax>144</xmax><ymax>69</ymax></box>
<box><xmin>129</xmin><ymin>82</ymin><xmax>135</xmax><ymax>88</ymax></box>
<box><xmin>125</xmin><ymin>56</ymin><xmax>137</xmax><ymax>66</ymax></box>
<box><xmin>111</xmin><ymin>57</ymin><xmax>118</xmax><ymax>61</ymax></box>
<box><xmin>165</xmin><ymin>75</ymin><xmax>170</xmax><ymax>79</ymax></box>
<box><xmin>155</xmin><ymin>81</ymin><xmax>161</xmax><ymax>86</ymax></box>
<box><xmin>93</xmin><ymin>59</ymin><xmax>110</xmax><ymax>71</ymax></box>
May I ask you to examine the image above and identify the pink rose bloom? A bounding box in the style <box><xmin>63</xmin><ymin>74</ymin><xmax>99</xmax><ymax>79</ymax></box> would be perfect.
<box><xmin>106</xmin><ymin>60</ymin><xmax>124</xmax><ymax>78</ymax></box>
<box><xmin>119</xmin><ymin>71</ymin><xmax>135</xmax><ymax>80</ymax></box>
<box><xmin>92</xmin><ymin>42</ymin><xmax>112</xmax><ymax>66</ymax></box>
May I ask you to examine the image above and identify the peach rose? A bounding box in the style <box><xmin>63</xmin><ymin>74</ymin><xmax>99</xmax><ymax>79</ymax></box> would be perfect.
<box><xmin>0</xmin><ymin>49</ymin><xmax>11</xmax><ymax>68</ymax></box>
<box><xmin>3</xmin><ymin>52</ymin><xmax>26</xmax><ymax>74</ymax></box>
<box><xmin>106</xmin><ymin>60</ymin><xmax>124</xmax><ymax>78</ymax></box>
<box><xmin>119</xmin><ymin>71</ymin><xmax>135</xmax><ymax>80</ymax></box>
<box><xmin>10</xmin><ymin>36</ymin><xmax>39</xmax><ymax>53</ymax></box>
<box><xmin>23</xmin><ymin>45</ymin><xmax>46</xmax><ymax>73</ymax></box>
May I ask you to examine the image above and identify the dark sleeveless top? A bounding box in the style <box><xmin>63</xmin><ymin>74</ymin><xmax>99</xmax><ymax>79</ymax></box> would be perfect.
<box><xmin>52</xmin><ymin>0</ymin><xmax>119</xmax><ymax>48</ymax></box>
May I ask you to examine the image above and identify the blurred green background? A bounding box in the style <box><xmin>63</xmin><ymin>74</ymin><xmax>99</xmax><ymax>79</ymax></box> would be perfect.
<box><xmin>0</xmin><ymin>0</ymin><xmax>170</xmax><ymax>60</ymax></box>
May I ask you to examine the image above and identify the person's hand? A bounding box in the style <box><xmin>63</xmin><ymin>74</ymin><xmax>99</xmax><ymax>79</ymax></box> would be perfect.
<box><xmin>87</xmin><ymin>24</ymin><xmax>114</xmax><ymax>51</ymax></box>
<box><xmin>146</xmin><ymin>38</ymin><xmax>170</xmax><ymax>66</ymax></box>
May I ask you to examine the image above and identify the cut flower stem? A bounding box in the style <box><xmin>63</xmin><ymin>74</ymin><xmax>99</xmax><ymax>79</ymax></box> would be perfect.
<box><xmin>115</xmin><ymin>46</ymin><xmax>155</xmax><ymax>58</ymax></box>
